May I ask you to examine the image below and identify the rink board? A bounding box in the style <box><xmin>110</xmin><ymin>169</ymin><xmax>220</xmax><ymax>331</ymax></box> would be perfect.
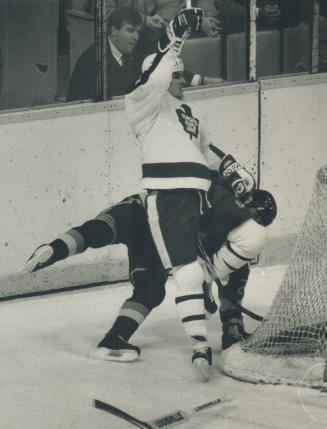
<box><xmin>0</xmin><ymin>74</ymin><xmax>327</xmax><ymax>296</ymax></box>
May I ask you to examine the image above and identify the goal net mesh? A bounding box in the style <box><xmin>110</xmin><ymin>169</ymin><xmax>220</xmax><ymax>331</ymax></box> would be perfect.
<box><xmin>221</xmin><ymin>166</ymin><xmax>327</xmax><ymax>388</ymax></box>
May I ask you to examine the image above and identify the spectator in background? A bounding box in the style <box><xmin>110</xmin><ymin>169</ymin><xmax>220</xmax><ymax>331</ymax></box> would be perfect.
<box><xmin>210</xmin><ymin>0</ymin><xmax>281</xmax><ymax>35</ymax></box>
<box><xmin>138</xmin><ymin>1</ymin><xmax>222</xmax><ymax>54</ymax></box>
<box><xmin>67</xmin><ymin>5</ymin><xmax>224</xmax><ymax>102</ymax></box>
<box><xmin>84</xmin><ymin>1</ymin><xmax>222</xmax><ymax>55</ymax></box>
<box><xmin>283</xmin><ymin>0</ymin><xmax>327</xmax><ymax>73</ymax></box>
<box><xmin>67</xmin><ymin>7</ymin><xmax>143</xmax><ymax>101</ymax></box>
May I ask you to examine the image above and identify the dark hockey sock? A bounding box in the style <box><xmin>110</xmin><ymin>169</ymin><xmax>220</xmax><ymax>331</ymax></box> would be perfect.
<box><xmin>48</xmin><ymin>238</ymin><xmax>69</xmax><ymax>263</ymax></box>
<box><xmin>111</xmin><ymin>316</ymin><xmax>139</xmax><ymax>341</ymax></box>
<box><xmin>109</xmin><ymin>300</ymin><xmax>150</xmax><ymax>341</ymax></box>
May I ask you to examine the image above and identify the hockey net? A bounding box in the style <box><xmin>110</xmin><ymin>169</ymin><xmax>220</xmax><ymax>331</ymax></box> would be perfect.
<box><xmin>221</xmin><ymin>166</ymin><xmax>327</xmax><ymax>388</ymax></box>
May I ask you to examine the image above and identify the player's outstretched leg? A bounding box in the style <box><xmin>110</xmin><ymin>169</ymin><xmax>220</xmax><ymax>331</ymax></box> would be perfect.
<box><xmin>94</xmin><ymin>330</ymin><xmax>141</xmax><ymax>362</ymax></box>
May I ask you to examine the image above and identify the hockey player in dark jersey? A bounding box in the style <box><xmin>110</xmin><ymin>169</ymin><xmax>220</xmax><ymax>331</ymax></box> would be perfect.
<box><xmin>25</xmin><ymin>182</ymin><xmax>277</xmax><ymax>380</ymax></box>
<box><xmin>124</xmin><ymin>6</ymin><xmax>256</xmax><ymax>380</ymax></box>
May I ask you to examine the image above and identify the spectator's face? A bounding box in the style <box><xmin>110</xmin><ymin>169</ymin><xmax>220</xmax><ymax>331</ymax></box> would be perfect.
<box><xmin>111</xmin><ymin>21</ymin><xmax>142</xmax><ymax>55</ymax></box>
<box><xmin>168</xmin><ymin>72</ymin><xmax>186</xmax><ymax>100</ymax></box>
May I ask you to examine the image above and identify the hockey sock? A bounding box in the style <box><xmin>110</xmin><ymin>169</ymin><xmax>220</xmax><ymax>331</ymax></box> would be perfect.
<box><xmin>44</xmin><ymin>238</ymin><xmax>70</xmax><ymax>265</ymax></box>
<box><xmin>110</xmin><ymin>300</ymin><xmax>150</xmax><ymax>341</ymax></box>
<box><xmin>218</xmin><ymin>264</ymin><xmax>250</xmax><ymax>322</ymax></box>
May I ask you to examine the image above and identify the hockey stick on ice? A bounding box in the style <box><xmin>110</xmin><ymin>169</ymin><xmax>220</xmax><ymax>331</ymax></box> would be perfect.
<box><xmin>94</xmin><ymin>397</ymin><xmax>231</xmax><ymax>429</ymax></box>
<box><xmin>198</xmin><ymin>238</ymin><xmax>264</xmax><ymax>322</ymax></box>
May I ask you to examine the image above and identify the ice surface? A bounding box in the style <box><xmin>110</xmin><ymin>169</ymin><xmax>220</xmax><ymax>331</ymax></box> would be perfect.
<box><xmin>1</xmin><ymin>265</ymin><xmax>326</xmax><ymax>429</ymax></box>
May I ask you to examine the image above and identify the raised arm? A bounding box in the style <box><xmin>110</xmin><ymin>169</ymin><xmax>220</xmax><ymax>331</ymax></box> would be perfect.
<box><xmin>125</xmin><ymin>7</ymin><xmax>203</xmax><ymax>135</ymax></box>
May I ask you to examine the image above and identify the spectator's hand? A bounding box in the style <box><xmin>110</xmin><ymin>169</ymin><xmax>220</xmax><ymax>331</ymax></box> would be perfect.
<box><xmin>201</xmin><ymin>17</ymin><xmax>221</xmax><ymax>37</ymax></box>
<box><xmin>260</xmin><ymin>4</ymin><xmax>281</xmax><ymax>25</ymax></box>
<box><xmin>146</xmin><ymin>14</ymin><xmax>166</xmax><ymax>30</ymax></box>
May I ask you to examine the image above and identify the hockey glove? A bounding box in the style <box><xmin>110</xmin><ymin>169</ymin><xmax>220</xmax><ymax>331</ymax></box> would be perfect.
<box><xmin>247</xmin><ymin>189</ymin><xmax>277</xmax><ymax>226</ymax></box>
<box><xmin>218</xmin><ymin>154</ymin><xmax>255</xmax><ymax>205</ymax></box>
<box><xmin>159</xmin><ymin>7</ymin><xmax>204</xmax><ymax>53</ymax></box>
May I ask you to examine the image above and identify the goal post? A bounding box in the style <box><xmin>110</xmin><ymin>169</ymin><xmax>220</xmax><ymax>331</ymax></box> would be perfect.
<box><xmin>221</xmin><ymin>166</ymin><xmax>327</xmax><ymax>388</ymax></box>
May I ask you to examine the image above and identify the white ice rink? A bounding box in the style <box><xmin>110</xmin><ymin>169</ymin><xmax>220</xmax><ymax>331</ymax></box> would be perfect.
<box><xmin>1</xmin><ymin>265</ymin><xmax>326</xmax><ymax>429</ymax></box>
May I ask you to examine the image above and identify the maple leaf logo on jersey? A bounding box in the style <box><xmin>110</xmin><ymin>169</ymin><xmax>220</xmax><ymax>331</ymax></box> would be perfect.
<box><xmin>176</xmin><ymin>104</ymin><xmax>199</xmax><ymax>140</ymax></box>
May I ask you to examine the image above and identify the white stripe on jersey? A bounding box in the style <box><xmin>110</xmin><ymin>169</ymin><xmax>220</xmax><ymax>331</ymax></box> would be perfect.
<box><xmin>146</xmin><ymin>193</ymin><xmax>172</xmax><ymax>269</ymax></box>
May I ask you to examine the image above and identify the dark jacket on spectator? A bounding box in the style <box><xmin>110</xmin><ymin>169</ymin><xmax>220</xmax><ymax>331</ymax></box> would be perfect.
<box><xmin>66</xmin><ymin>40</ymin><xmax>142</xmax><ymax>101</ymax></box>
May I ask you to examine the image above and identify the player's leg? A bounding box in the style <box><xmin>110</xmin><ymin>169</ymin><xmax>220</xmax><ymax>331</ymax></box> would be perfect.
<box><xmin>199</xmin><ymin>181</ymin><xmax>252</xmax><ymax>314</ymax></box>
<box><xmin>202</xmin><ymin>185</ymin><xmax>276</xmax><ymax>349</ymax></box>
<box><xmin>25</xmin><ymin>210</ymin><xmax>118</xmax><ymax>272</ymax></box>
<box><xmin>218</xmin><ymin>264</ymin><xmax>251</xmax><ymax>349</ymax></box>
<box><xmin>95</xmin><ymin>267</ymin><xmax>168</xmax><ymax>362</ymax></box>
<box><xmin>173</xmin><ymin>261</ymin><xmax>212</xmax><ymax>380</ymax></box>
<box><xmin>211</xmin><ymin>220</ymin><xmax>266</xmax><ymax>350</ymax></box>
<box><xmin>146</xmin><ymin>189</ymin><xmax>212</xmax><ymax>381</ymax></box>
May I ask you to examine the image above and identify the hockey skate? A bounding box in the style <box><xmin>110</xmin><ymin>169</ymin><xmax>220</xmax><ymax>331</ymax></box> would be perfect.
<box><xmin>24</xmin><ymin>244</ymin><xmax>54</xmax><ymax>272</ymax></box>
<box><xmin>221</xmin><ymin>318</ymin><xmax>251</xmax><ymax>350</ymax></box>
<box><xmin>94</xmin><ymin>331</ymin><xmax>140</xmax><ymax>362</ymax></box>
<box><xmin>192</xmin><ymin>346</ymin><xmax>212</xmax><ymax>382</ymax></box>
<box><xmin>202</xmin><ymin>281</ymin><xmax>218</xmax><ymax>317</ymax></box>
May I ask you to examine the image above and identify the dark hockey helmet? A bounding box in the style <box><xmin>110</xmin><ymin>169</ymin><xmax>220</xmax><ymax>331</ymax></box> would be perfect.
<box><xmin>249</xmin><ymin>189</ymin><xmax>277</xmax><ymax>227</ymax></box>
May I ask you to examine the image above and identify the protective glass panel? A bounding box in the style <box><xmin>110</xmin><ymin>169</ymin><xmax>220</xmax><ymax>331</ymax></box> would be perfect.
<box><xmin>0</xmin><ymin>0</ymin><xmax>96</xmax><ymax>111</ymax></box>
<box><xmin>64</xmin><ymin>0</ymin><xmax>96</xmax><ymax>102</ymax></box>
<box><xmin>220</xmin><ymin>0</ymin><xmax>247</xmax><ymax>82</ymax></box>
<box><xmin>256</xmin><ymin>0</ymin><xmax>311</xmax><ymax>78</ymax></box>
<box><xmin>319</xmin><ymin>0</ymin><xmax>327</xmax><ymax>72</ymax></box>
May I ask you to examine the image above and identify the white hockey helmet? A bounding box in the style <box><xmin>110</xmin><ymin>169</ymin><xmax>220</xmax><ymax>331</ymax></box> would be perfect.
<box><xmin>141</xmin><ymin>53</ymin><xmax>184</xmax><ymax>73</ymax></box>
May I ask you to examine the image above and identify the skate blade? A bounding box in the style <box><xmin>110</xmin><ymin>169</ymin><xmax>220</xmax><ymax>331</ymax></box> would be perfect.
<box><xmin>193</xmin><ymin>358</ymin><xmax>211</xmax><ymax>382</ymax></box>
<box><xmin>93</xmin><ymin>347</ymin><xmax>139</xmax><ymax>362</ymax></box>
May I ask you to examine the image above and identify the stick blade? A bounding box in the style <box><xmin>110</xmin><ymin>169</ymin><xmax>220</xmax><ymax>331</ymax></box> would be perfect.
<box><xmin>94</xmin><ymin>399</ymin><xmax>151</xmax><ymax>429</ymax></box>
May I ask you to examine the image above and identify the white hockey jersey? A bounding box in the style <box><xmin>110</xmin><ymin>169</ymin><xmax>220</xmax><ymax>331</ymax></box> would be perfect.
<box><xmin>125</xmin><ymin>50</ymin><xmax>222</xmax><ymax>191</ymax></box>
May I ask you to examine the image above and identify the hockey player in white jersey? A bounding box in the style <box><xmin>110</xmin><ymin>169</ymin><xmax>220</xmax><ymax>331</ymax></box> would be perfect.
<box><xmin>125</xmin><ymin>6</ymin><xmax>255</xmax><ymax>380</ymax></box>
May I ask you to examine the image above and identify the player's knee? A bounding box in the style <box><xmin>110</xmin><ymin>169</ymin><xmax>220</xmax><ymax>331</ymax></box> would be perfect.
<box><xmin>173</xmin><ymin>260</ymin><xmax>204</xmax><ymax>293</ymax></box>
<box><xmin>227</xmin><ymin>219</ymin><xmax>267</xmax><ymax>259</ymax></box>
<box><xmin>131</xmin><ymin>269</ymin><xmax>167</xmax><ymax>310</ymax></box>
<box><xmin>147</xmin><ymin>270</ymin><xmax>167</xmax><ymax>308</ymax></box>
<box><xmin>77</xmin><ymin>219</ymin><xmax>114</xmax><ymax>248</ymax></box>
